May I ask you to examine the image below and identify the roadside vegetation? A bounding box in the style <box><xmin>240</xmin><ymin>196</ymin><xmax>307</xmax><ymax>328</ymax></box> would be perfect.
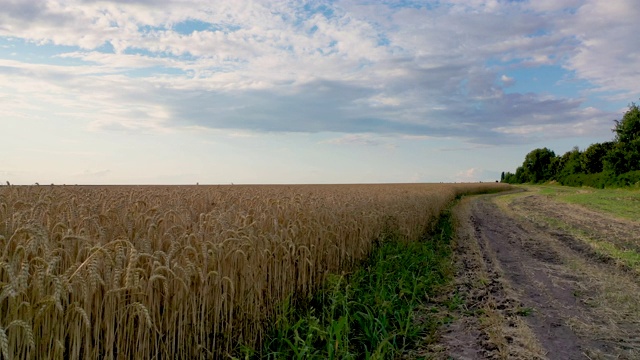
<box><xmin>536</xmin><ymin>185</ymin><xmax>640</xmax><ymax>221</ymax></box>
<box><xmin>501</xmin><ymin>101</ymin><xmax>640</xmax><ymax>188</ymax></box>
<box><xmin>244</xmin><ymin>210</ymin><xmax>457</xmax><ymax>359</ymax></box>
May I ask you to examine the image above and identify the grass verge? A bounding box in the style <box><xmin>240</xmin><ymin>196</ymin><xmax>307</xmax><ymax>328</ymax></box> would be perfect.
<box><xmin>528</xmin><ymin>213</ymin><xmax>640</xmax><ymax>274</ymax></box>
<box><xmin>534</xmin><ymin>185</ymin><xmax>640</xmax><ymax>221</ymax></box>
<box><xmin>238</xmin><ymin>208</ymin><xmax>456</xmax><ymax>359</ymax></box>
<box><xmin>496</xmin><ymin>185</ymin><xmax>640</xmax><ymax>274</ymax></box>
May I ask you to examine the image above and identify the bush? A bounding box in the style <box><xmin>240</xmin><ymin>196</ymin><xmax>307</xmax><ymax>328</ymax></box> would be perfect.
<box><xmin>558</xmin><ymin>170</ymin><xmax>640</xmax><ymax>189</ymax></box>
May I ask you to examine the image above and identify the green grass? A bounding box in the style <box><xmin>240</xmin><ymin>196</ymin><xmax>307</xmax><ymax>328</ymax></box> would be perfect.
<box><xmin>521</xmin><ymin>210</ymin><xmax>640</xmax><ymax>273</ymax></box>
<box><xmin>515</xmin><ymin>307</ymin><xmax>534</xmax><ymax>317</ymax></box>
<box><xmin>531</xmin><ymin>185</ymin><xmax>640</xmax><ymax>221</ymax></box>
<box><xmin>505</xmin><ymin>185</ymin><xmax>640</xmax><ymax>273</ymax></box>
<box><xmin>240</xmin><ymin>209</ymin><xmax>456</xmax><ymax>359</ymax></box>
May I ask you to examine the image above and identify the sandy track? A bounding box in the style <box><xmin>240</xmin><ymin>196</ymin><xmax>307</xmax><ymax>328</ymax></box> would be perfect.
<box><xmin>436</xmin><ymin>191</ymin><xmax>640</xmax><ymax>360</ymax></box>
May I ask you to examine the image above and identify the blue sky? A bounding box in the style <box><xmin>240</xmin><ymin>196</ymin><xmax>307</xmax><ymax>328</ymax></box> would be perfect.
<box><xmin>1</xmin><ymin>0</ymin><xmax>638</xmax><ymax>184</ymax></box>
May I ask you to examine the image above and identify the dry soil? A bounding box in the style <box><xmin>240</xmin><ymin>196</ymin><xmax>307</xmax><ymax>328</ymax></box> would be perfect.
<box><xmin>429</xmin><ymin>189</ymin><xmax>640</xmax><ymax>360</ymax></box>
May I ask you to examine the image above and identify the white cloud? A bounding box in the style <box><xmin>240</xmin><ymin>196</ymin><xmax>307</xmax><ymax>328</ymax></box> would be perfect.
<box><xmin>454</xmin><ymin>168</ymin><xmax>481</xmax><ymax>182</ymax></box>
<box><xmin>558</xmin><ymin>0</ymin><xmax>640</xmax><ymax>99</ymax></box>
<box><xmin>321</xmin><ymin>134</ymin><xmax>390</xmax><ymax>147</ymax></box>
<box><xmin>0</xmin><ymin>0</ymin><xmax>637</xmax><ymax>147</ymax></box>
<box><xmin>500</xmin><ymin>74</ymin><xmax>515</xmax><ymax>87</ymax></box>
<box><xmin>75</xmin><ymin>169</ymin><xmax>111</xmax><ymax>178</ymax></box>
<box><xmin>526</xmin><ymin>0</ymin><xmax>582</xmax><ymax>12</ymax></box>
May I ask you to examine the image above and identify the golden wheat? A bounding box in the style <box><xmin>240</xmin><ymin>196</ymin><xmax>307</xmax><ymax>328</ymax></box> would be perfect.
<box><xmin>0</xmin><ymin>183</ymin><xmax>507</xmax><ymax>359</ymax></box>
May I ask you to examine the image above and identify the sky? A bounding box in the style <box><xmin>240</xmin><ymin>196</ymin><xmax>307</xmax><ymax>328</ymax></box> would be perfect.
<box><xmin>1</xmin><ymin>0</ymin><xmax>639</xmax><ymax>185</ymax></box>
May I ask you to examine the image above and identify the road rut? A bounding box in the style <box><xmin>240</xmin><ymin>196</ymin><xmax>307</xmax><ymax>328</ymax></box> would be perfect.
<box><xmin>437</xmin><ymin>191</ymin><xmax>640</xmax><ymax>360</ymax></box>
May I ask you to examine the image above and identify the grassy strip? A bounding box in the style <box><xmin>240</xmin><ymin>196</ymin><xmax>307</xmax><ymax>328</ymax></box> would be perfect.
<box><xmin>536</xmin><ymin>185</ymin><xmax>640</xmax><ymax>221</ymax></box>
<box><xmin>497</xmin><ymin>186</ymin><xmax>640</xmax><ymax>273</ymax></box>
<box><xmin>529</xmin><ymin>213</ymin><xmax>640</xmax><ymax>273</ymax></box>
<box><xmin>239</xmin><ymin>209</ymin><xmax>456</xmax><ymax>359</ymax></box>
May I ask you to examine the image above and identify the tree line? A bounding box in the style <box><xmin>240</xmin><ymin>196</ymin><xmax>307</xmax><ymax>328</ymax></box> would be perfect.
<box><xmin>501</xmin><ymin>101</ymin><xmax>640</xmax><ymax>188</ymax></box>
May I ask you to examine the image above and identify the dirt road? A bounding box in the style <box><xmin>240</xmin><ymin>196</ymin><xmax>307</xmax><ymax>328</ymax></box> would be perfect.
<box><xmin>436</xmin><ymin>189</ymin><xmax>640</xmax><ymax>359</ymax></box>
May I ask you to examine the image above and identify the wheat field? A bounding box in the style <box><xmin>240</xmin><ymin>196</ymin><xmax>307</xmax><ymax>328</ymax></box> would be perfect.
<box><xmin>0</xmin><ymin>183</ymin><xmax>507</xmax><ymax>359</ymax></box>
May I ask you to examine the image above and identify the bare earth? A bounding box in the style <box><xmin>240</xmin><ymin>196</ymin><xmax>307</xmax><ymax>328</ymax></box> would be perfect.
<box><xmin>428</xmin><ymin>189</ymin><xmax>640</xmax><ymax>359</ymax></box>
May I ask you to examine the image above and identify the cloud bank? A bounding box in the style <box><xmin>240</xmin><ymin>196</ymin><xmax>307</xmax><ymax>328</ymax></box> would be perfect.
<box><xmin>1</xmin><ymin>0</ymin><xmax>638</xmax><ymax>145</ymax></box>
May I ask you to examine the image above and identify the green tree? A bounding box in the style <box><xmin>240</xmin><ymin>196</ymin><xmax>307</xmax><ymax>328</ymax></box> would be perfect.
<box><xmin>604</xmin><ymin>143</ymin><xmax>636</xmax><ymax>175</ymax></box>
<box><xmin>515</xmin><ymin>166</ymin><xmax>525</xmax><ymax>183</ymax></box>
<box><xmin>522</xmin><ymin>148</ymin><xmax>556</xmax><ymax>183</ymax></box>
<box><xmin>550</xmin><ymin>155</ymin><xmax>564</xmax><ymax>179</ymax></box>
<box><xmin>557</xmin><ymin>146</ymin><xmax>583</xmax><ymax>179</ymax></box>
<box><xmin>605</xmin><ymin>102</ymin><xmax>640</xmax><ymax>174</ymax></box>
<box><xmin>501</xmin><ymin>171</ymin><xmax>518</xmax><ymax>183</ymax></box>
<box><xmin>613</xmin><ymin>102</ymin><xmax>640</xmax><ymax>144</ymax></box>
<box><xmin>581</xmin><ymin>142</ymin><xmax>613</xmax><ymax>174</ymax></box>
<box><xmin>500</xmin><ymin>99</ymin><xmax>640</xmax><ymax>187</ymax></box>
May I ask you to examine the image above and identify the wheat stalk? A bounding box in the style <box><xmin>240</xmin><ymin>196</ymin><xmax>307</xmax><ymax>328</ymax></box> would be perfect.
<box><xmin>0</xmin><ymin>182</ymin><xmax>509</xmax><ymax>358</ymax></box>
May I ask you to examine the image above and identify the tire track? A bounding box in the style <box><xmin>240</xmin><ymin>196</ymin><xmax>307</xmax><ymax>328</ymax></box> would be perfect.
<box><xmin>440</xmin><ymin>192</ymin><xmax>640</xmax><ymax>360</ymax></box>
